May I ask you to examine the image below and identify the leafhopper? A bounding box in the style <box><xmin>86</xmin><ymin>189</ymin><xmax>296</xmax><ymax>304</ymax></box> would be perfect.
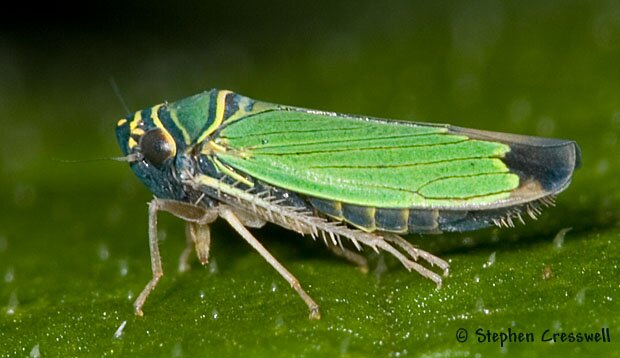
<box><xmin>115</xmin><ymin>89</ymin><xmax>581</xmax><ymax>319</ymax></box>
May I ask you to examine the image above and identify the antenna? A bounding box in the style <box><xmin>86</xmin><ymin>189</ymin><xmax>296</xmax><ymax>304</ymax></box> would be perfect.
<box><xmin>53</xmin><ymin>153</ymin><xmax>143</xmax><ymax>164</ymax></box>
<box><xmin>109</xmin><ymin>77</ymin><xmax>131</xmax><ymax>115</ymax></box>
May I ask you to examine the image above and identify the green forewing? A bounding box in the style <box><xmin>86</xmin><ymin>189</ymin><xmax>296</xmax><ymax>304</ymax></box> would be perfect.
<box><xmin>216</xmin><ymin>110</ymin><xmax>519</xmax><ymax>208</ymax></box>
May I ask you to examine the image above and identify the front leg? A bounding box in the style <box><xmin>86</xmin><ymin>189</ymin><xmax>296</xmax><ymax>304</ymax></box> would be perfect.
<box><xmin>134</xmin><ymin>198</ymin><xmax>218</xmax><ymax>316</ymax></box>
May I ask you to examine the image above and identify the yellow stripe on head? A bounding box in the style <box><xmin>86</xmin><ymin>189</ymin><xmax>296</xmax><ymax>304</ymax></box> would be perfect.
<box><xmin>127</xmin><ymin>110</ymin><xmax>143</xmax><ymax>148</ymax></box>
<box><xmin>150</xmin><ymin>104</ymin><xmax>165</xmax><ymax>129</ymax></box>
<box><xmin>149</xmin><ymin>103</ymin><xmax>177</xmax><ymax>158</ymax></box>
<box><xmin>130</xmin><ymin>110</ymin><xmax>142</xmax><ymax>131</ymax></box>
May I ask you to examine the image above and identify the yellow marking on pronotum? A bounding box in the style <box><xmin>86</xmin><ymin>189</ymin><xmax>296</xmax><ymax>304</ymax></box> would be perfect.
<box><xmin>196</xmin><ymin>90</ymin><xmax>233</xmax><ymax>143</ymax></box>
<box><xmin>169</xmin><ymin>109</ymin><xmax>191</xmax><ymax>145</ymax></box>
<box><xmin>221</xmin><ymin>95</ymin><xmax>252</xmax><ymax>125</ymax></box>
<box><xmin>128</xmin><ymin>137</ymin><xmax>138</xmax><ymax>149</ymax></box>
<box><xmin>117</xmin><ymin>118</ymin><xmax>127</xmax><ymax>126</ymax></box>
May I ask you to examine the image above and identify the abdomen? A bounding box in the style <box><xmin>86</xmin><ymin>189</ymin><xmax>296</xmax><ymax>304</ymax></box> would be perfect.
<box><xmin>308</xmin><ymin>197</ymin><xmax>540</xmax><ymax>234</ymax></box>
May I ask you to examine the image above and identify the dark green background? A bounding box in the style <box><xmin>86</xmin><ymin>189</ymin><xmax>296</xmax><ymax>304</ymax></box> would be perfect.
<box><xmin>1</xmin><ymin>1</ymin><xmax>619</xmax><ymax>356</ymax></box>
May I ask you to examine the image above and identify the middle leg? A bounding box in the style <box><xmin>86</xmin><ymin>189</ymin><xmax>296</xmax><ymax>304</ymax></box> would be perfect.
<box><xmin>179</xmin><ymin>222</ymin><xmax>212</xmax><ymax>272</ymax></box>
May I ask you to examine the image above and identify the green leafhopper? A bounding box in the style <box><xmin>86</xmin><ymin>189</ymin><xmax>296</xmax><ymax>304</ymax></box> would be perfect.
<box><xmin>115</xmin><ymin>89</ymin><xmax>581</xmax><ymax>319</ymax></box>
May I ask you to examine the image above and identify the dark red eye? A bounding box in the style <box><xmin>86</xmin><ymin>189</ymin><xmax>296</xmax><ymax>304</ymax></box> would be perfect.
<box><xmin>140</xmin><ymin>128</ymin><xmax>175</xmax><ymax>167</ymax></box>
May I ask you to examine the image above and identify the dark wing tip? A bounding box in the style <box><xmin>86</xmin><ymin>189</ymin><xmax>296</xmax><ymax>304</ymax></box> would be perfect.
<box><xmin>573</xmin><ymin>141</ymin><xmax>582</xmax><ymax>169</ymax></box>
<box><xmin>503</xmin><ymin>137</ymin><xmax>580</xmax><ymax>196</ymax></box>
<box><xmin>451</xmin><ymin>126</ymin><xmax>581</xmax><ymax>201</ymax></box>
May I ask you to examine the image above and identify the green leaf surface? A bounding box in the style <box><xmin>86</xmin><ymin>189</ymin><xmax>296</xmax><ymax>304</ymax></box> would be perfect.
<box><xmin>1</xmin><ymin>1</ymin><xmax>619</xmax><ymax>356</ymax></box>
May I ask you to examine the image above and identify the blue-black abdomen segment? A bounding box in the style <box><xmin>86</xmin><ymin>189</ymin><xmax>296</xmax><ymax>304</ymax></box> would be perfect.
<box><xmin>375</xmin><ymin>208</ymin><xmax>409</xmax><ymax>232</ymax></box>
<box><xmin>309</xmin><ymin>198</ymin><xmax>445</xmax><ymax>233</ymax></box>
<box><xmin>307</xmin><ymin>197</ymin><xmax>558</xmax><ymax>234</ymax></box>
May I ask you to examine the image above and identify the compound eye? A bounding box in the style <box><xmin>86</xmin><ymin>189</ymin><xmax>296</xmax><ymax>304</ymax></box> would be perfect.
<box><xmin>140</xmin><ymin>128</ymin><xmax>176</xmax><ymax>167</ymax></box>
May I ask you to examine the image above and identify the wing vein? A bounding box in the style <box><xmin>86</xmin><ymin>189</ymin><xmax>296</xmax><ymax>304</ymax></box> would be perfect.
<box><xmin>253</xmin><ymin>139</ymin><xmax>469</xmax><ymax>156</ymax></box>
<box><xmin>307</xmin><ymin>156</ymin><xmax>503</xmax><ymax>169</ymax></box>
<box><xmin>246</xmin><ymin>131</ymin><xmax>447</xmax><ymax>150</ymax></box>
<box><xmin>222</xmin><ymin>125</ymin><xmax>366</xmax><ymax>139</ymax></box>
<box><xmin>415</xmin><ymin>172</ymin><xmax>514</xmax><ymax>196</ymax></box>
